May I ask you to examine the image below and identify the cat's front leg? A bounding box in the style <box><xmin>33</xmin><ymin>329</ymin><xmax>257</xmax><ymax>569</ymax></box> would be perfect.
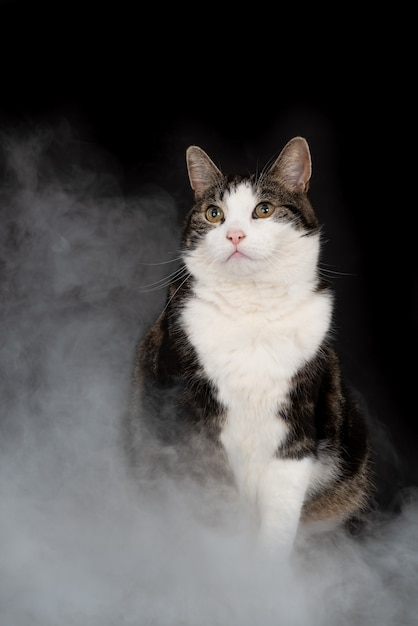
<box><xmin>256</xmin><ymin>456</ymin><xmax>314</xmax><ymax>557</ymax></box>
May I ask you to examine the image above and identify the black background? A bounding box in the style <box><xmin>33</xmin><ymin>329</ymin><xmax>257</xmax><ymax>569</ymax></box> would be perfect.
<box><xmin>1</xmin><ymin>1</ymin><xmax>416</xmax><ymax>491</ymax></box>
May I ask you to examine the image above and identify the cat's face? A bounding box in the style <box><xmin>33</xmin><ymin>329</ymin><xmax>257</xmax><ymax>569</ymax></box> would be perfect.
<box><xmin>183</xmin><ymin>180</ymin><xmax>319</xmax><ymax>283</ymax></box>
<box><xmin>182</xmin><ymin>138</ymin><xmax>321</xmax><ymax>287</ymax></box>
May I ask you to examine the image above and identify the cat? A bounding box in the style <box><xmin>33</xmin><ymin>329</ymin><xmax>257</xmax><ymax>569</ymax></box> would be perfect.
<box><xmin>122</xmin><ymin>136</ymin><xmax>375</xmax><ymax>556</ymax></box>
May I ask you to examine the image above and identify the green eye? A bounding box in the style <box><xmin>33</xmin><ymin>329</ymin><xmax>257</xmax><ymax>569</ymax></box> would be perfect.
<box><xmin>205</xmin><ymin>205</ymin><xmax>224</xmax><ymax>223</ymax></box>
<box><xmin>253</xmin><ymin>202</ymin><xmax>275</xmax><ymax>219</ymax></box>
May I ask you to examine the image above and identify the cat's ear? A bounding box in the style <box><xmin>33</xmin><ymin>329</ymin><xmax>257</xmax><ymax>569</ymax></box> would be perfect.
<box><xmin>186</xmin><ymin>146</ymin><xmax>223</xmax><ymax>197</ymax></box>
<box><xmin>268</xmin><ymin>137</ymin><xmax>312</xmax><ymax>193</ymax></box>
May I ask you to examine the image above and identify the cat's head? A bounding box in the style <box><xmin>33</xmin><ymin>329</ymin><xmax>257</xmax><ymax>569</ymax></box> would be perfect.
<box><xmin>182</xmin><ymin>137</ymin><xmax>321</xmax><ymax>286</ymax></box>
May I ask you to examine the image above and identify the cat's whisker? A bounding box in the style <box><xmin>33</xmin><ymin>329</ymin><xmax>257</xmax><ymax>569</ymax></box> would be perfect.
<box><xmin>160</xmin><ymin>270</ymin><xmax>191</xmax><ymax>313</ymax></box>
<box><xmin>269</xmin><ymin>248</ymin><xmax>294</xmax><ymax>262</ymax></box>
<box><xmin>319</xmin><ymin>266</ymin><xmax>357</xmax><ymax>278</ymax></box>
<box><xmin>139</xmin><ymin>266</ymin><xmax>188</xmax><ymax>293</ymax></box>
<box><xmin>139</xmin><ymin>255</ymin><xmax>183</xmax><ymax>267</ymax></box>
<box><xmin>256</xmin><ymin>153</ymin><xmax>279</xmax><ymax>186</ymax></box>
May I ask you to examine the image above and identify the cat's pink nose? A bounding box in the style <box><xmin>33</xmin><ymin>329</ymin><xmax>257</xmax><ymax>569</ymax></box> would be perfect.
<box><xmin>227</xmin><ymin>229</ymin><xmax>246</xmax><ymax>246</ymax></box>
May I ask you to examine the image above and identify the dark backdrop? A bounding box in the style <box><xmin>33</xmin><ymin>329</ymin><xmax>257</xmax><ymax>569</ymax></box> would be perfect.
<box><xmin>1</xmin><ymin>0</ymin><xmax>416</xmax><ymax>490</ymax></box>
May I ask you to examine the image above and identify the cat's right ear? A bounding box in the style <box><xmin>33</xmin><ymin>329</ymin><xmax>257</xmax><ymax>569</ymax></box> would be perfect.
<box><xmin>186</xmin><ymin>146</ymin><xmax>223</xmax><ymax>197</ymax></box>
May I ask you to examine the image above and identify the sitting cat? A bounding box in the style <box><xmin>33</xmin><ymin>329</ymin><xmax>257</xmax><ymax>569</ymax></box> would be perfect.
<box><xmin>122</xmin><ymin>136</ymin><xmax>375</xmax><ymax>555</ymax></box>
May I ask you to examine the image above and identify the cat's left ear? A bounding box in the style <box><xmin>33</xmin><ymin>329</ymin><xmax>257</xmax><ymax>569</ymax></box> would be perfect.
<box><xmin>268</xmin><ymin>137</ymin><xmax>312</xmax><ymax>193</ymax></box>
<box><xmin>186</xmin><ymin>146</ymin><xmax>223</xmax><ymax>197</ymax></box>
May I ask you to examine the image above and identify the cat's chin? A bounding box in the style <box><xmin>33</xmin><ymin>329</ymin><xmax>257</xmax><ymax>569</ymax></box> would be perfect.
<box><xmin>223</xmin><ymin>254</ymin><xmax>262</xmax><ymax>277</ymax></box>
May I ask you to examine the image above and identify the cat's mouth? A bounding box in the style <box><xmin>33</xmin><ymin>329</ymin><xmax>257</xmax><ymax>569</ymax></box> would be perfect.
<box><xmin>227</xmin><ymin>248</ymin><xmax>249</xmax><ymax>261</ymax></box>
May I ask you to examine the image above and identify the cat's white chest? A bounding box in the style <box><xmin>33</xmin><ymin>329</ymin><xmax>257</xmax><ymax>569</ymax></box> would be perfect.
<box><xmin>181</xmin><ymin>286</ymin><xmax>332</xmax><ymax>552</ymax></box>
<box><xmin>181</xmin><ymin>288</ymin><xmax>331</xmax><ymax>451</ymax></box>
<box><xmin>181</xmin><ymin>287</ymin><xmax>331</xmax><ymax>412</ymax></box>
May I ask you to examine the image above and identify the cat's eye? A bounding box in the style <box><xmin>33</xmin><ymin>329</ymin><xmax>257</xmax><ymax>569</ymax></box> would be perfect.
<box><xmin>253</xmin><ymin>202</ymin><xmax>275</xmax><ymax>219</ymax></box>
<box><xmin>205</xmin><ymin>205</ymin><xmax>224</xmax><ymax>223</ymax></box>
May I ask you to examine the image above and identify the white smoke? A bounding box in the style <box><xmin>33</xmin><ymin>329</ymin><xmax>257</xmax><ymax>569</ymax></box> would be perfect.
<box><xmin>0</xmin><ymin>123</ymin><xmax>417</xmax><ymax>626</ymax></box>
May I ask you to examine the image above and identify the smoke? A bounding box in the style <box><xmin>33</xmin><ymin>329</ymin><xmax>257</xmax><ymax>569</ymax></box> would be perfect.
<box><xmin>0</xmin><ymin>123</ymin><xmax>417</xmax><ymax>626</ymax></box>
